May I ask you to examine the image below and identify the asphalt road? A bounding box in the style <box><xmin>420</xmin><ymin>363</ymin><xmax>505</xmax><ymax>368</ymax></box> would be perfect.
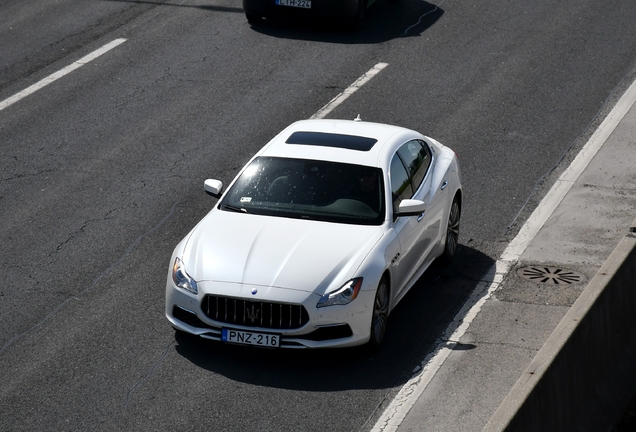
<box><xmin>2</xmin><ymin>0</ymin><xmax>636</xmax><ymax>430</ymax></box>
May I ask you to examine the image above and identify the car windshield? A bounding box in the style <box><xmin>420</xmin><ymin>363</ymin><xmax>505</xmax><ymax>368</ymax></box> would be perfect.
<box><xmin>219</xmin><ymin>157</ymin><xmax>385</xmax><ymax>225</ymax></box>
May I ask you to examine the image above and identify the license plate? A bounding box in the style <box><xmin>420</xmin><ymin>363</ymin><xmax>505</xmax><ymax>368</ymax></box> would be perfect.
<box><xmin>221</xmin><ymin>328</ymin><xmax>280</xmax><ymax>348</ymax></box>
<box><xmin>276</xmin><ymin>0</ymin><xmax>311</xmax><ymax>8</ymax></box>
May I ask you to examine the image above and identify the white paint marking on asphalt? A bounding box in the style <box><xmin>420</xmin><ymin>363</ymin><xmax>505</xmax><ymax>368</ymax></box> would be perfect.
<box><xmin>501</xmin><ymin>76</ymin><xmax>636</xmax><ymax>262</ymax></box>
<box><xmin>310</xmin><ymin>62</ymin><xmax>388</xmax><ymax>120</ymax></box>
<box><xmin>371</xmin><ymin>76</ymin><xmax>636</xmax><ymax>432</ymax></box>
<box><xmin>0</xmin><ymin>38</ymin><xmax>127</xmax><ymax>112</ymax></box>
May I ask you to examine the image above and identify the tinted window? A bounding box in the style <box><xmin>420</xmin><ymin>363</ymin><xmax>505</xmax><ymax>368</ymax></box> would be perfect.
<box><xmin>390</xmin><ymin>155</ymin><xmax>412</xmax><ymax>212</ymax></box>
<box><xmin>220</xmin><ymin>157</ymin><xmax>385</xmax><ymax>225</ymax></box>
<box><xmin>286</xmin><ymin>132</ymin><xmax>377</xmax><ymax>151</ymax></box>
<box><xmin>396</xmin><ymin>140</ymin><xmax>432</xmax><ymax>192</ymax></box>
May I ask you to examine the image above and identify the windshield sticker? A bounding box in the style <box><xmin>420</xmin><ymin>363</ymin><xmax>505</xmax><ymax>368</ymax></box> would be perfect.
<box><xmin>240</xmin><ymin>197</ymin><xmax>252</xmax><ymax>203</ymax></box>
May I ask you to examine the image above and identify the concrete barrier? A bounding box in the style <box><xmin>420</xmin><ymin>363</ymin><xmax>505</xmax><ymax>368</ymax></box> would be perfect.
<box><xmin>484</xmin><ymin>217</ymin><xmax>636</xmax><ymax>432</ymax></box>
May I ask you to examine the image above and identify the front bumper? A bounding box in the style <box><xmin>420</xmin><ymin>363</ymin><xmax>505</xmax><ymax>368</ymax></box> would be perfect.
<box><xmin>165</xmin><ymin>279</ymin><xmax>376</xmax><ymax>348</ymax></box>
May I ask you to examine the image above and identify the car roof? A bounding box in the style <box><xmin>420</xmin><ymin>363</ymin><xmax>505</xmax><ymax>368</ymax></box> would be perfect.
<box><xmin>257</xmin><ymin>119</ymin><xmax>426</xmax><ymax>168</ymax></box>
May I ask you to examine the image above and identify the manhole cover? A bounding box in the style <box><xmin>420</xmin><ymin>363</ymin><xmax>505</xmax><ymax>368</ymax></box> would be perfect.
<box><xmin>517</xmin><ymin>266</ymin><xmax>586</xmax><ymax>285</ymax></box>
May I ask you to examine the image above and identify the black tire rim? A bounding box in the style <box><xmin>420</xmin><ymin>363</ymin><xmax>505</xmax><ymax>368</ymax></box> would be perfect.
<box><xmin>371</xmin><ymin>279</ymin><xmax>389</xmax><ymax>344</ymax></box>
<box><xmin>446</xmin><ymin>200</ymin><xmax>460</xmax><ymax>257</ymax></box>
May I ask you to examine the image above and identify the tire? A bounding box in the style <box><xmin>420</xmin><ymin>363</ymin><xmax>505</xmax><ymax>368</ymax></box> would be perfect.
<box><xmin>246</xmin><ymin>13</ymin><xmax>262</xmax><ymax>24</ymax></box>
<box><xmin>173</xmin><ymin>326</ymin><xmax>186</xmax><ymax>337</ymax></box>
<box><xmin>441</xmin><ymin>196</ymin><xmax>461</xmax><ymax>263</ymax></box>
<box><xmin>173</xmin><ymin>327</ymin><xmax>196</xmax><ymax>343</ymax></box>
<box><xmin>367</xmin><ymin>276</ymin><xmax>389</xmax><ymax>349</ymax></box>
<box><xmin>350</xmin><ymin>0</ymin><xmax>366</xmax><ymax>30</ymax></box>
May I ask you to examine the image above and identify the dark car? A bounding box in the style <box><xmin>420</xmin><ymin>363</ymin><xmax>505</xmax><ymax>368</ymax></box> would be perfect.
<box><xmin>243</xmin><ymin>0</ymin><xmax>380</xmax><ymax>28</ymax></box>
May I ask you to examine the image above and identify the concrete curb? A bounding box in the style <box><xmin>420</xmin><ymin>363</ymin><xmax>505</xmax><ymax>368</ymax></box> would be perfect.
<box><xmin>483</xmin><ymin>216</ymin><xmax>636</xmax><ymax>432</ymax></box>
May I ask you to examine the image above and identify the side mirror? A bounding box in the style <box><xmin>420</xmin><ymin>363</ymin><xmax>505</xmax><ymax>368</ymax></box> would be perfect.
<box><xmin>395</xmin><ymin>199</ymin><xmax>426</xmax><ymax>217</ymax></box>
<box><xmin>204</xmin><ymin>179</ymin><xmax>223</xmax><ymax>198</ymax></box>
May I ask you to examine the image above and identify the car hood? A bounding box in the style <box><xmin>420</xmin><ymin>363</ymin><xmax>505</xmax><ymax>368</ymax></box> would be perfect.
<box><xmin>182</xmin><ymin>210</ymin><xmax>383</xmax><ymax>294</ymax></box>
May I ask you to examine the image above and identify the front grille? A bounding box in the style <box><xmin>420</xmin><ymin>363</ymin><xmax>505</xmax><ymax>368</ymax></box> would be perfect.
<box><xmin>202</xmin><ymin>295</ymin><xmax>309</xmax><ymax>330</ymax></box>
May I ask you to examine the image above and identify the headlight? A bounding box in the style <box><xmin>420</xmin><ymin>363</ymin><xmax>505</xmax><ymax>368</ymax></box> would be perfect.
<box><xmin>316</xmin><ymin>278</ymin><xmax>362</xmax><ymax>308</ymax></box>
<box><xmin>172</xmin><ymin>257</ymin><xmax>198</xmax><ymax>294</ymax></box>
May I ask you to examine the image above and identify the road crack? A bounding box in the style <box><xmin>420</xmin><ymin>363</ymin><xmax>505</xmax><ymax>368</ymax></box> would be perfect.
<box><xmin>0</xmin><ymin>201</ymin><xmax>179</xmax><ymax>357</ymax></box>
<box><xmin>401</xmin><ymin>0</ymin><xmax>446</xmax><ymax>37</ymax></box>
<box><xmin>123</xmin><ymin>341</ymin><xmax>175</xmax><ymax>408</ymax></box>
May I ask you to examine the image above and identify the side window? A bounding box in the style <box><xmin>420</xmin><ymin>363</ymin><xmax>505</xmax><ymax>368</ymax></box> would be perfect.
<box><xmin>396</xmin><ymin>140</ymin><xmax>432</xmax><ymax>192</ymax></box>
<box><xmin>390</xmin><ymin>155</ymin><xmax>413</xmax><ymax>212</ymax></box>
<box><xmin>415</xmin><ymin>140</ymin><xmax>432</xmax><ymax>186</ymax></box>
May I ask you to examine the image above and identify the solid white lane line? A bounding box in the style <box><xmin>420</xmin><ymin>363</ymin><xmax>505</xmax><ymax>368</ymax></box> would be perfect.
<box><xmin>310</xmin><ymin>62</ymin><xmax>389</xmax><ymax>120</ymax></box>
<box><xmin>502</xmin><ymin>77</ymin><xmax>636</xmax><ymax>262</ymax></box>
<box><xmin>0</xmin><ymin>38</ymin><xmax>127</xmax><ymax>112</ymax></box>
<box><xmin>371</xmin><ymin>74</ymin><xmax>636</xmax><ymax>432</ymax></box>
<box><xmin>370</xmin><ymin>261</ymin><xmax>512</xmax><ymax>432</ymax></box>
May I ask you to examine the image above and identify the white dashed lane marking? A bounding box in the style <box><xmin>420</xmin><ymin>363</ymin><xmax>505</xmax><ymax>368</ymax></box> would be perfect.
<box><xmin>0</xmin><ymin>38</ymin><xmax>127</xmax><ymax>112</ymax></box>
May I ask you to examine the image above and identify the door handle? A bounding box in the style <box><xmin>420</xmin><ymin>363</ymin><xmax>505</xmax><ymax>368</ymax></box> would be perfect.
<box><xmin>417</xmin><ymin>213</ymin><xmax>424</xmax><ymax>222</ymax></box>
<box><xmin>441</xmin><ymin>180</ymin><xmax>448</xmax><ymax>190</ymax></box>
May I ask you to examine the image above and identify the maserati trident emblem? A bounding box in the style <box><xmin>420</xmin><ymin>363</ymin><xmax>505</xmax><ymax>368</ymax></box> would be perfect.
<box><xmin>246</xmin><ymin>304</ymin><xmax>260</xmax><ymax>324</ymax></box>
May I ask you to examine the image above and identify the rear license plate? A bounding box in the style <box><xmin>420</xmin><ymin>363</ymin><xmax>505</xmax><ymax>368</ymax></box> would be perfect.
<box><xmin>222</xmin><ymin>328</ymin><xmax>280</xmax><ymax>348</ymax></box>
<box><xmin>276</xmin><ymin>0</ymin><xmax>311</xmax><ymax>8</ymax></box>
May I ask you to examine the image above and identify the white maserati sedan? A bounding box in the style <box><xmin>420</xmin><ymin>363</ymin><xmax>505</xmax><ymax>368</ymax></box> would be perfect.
<box><xmin>166</xmin><ymin>118</ymin><xmax>462</xmax><ymax>349</ymax></box>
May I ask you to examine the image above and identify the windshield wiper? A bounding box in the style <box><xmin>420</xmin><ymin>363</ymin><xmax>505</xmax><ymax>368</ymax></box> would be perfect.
<box><xmin>223</xmin><ymin>204</ymin><xmax>248</xmax><ymax>213</ymax></box>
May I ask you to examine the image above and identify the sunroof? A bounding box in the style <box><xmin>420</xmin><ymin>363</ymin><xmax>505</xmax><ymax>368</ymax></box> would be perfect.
<box><xmin>285</xmin><ymin>131</ymin><xmax>377</xmax><ymax>151</ymax></box>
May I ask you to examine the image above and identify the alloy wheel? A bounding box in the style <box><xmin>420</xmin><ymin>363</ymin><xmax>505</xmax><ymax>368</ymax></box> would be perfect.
<box><xmin>369</xmin><ymin>277</ymin><xmax>389</xmax><ymax>347</ymax></box>
<box><xmin>444</xmin><ymin>198</ymin><xmax>460</xmax><ymax>260</ymax></box>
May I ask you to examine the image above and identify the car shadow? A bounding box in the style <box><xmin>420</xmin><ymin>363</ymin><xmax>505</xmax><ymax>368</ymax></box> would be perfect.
<box><xmin>174</xmin><ymin>243</ymin><xmax>495</xmax><ymax>392</ymax></box>
<box><xmin>101</xmin><ymin>0</ymin><xmax>443</xmax><ymax>44</ymax></box>
<box><xmin>248</xmin><ymin>0</ymin><xmax>444</xmax><ymax>44</ymax></box>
